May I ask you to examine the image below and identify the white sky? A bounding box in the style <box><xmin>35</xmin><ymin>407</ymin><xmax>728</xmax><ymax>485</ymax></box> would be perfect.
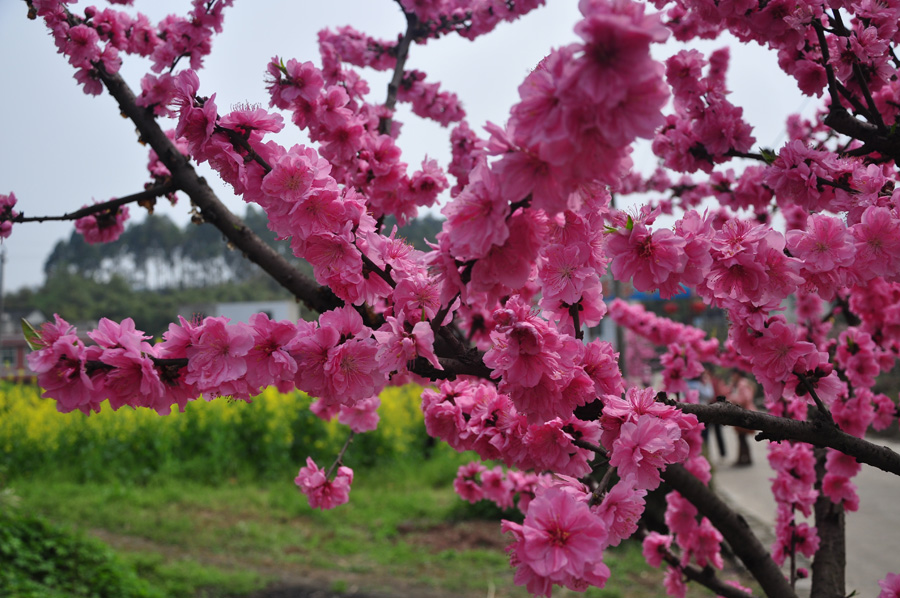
<box><xmin>0</xmin><ymin>0</ymin><xmax>815</xmax><ymax>293</ymax></box>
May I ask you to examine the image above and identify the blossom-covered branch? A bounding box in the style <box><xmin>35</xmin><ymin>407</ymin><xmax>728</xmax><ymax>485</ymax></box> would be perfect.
<box><xmin>93</xmin><ymin>61</ymin><xmax>343</xmax><ymax>315</ymax></box>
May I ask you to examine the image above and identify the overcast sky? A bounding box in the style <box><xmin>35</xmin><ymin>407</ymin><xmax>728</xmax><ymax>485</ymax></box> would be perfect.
<box><xmin>0</xmin><ymin>0</ymin><xmax>814</xmax><ymax>293</ymax></box>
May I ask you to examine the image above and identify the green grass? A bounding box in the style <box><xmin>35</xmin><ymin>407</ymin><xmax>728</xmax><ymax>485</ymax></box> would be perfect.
<box><xmin>3</xmin><ymin>453</ymin><xmax>743</xmax><ymax>598</ymax></box>
<box><xmin>1</xmin><ymin>379</ymin><xmax>755</xmax><ymax>597</ymax></box>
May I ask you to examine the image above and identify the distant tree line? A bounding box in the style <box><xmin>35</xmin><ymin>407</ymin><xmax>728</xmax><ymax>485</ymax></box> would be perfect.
<box><xmin>5</xmin><ymin>209</ymin><xmax>443</xmax><ymax>337</ymax></box>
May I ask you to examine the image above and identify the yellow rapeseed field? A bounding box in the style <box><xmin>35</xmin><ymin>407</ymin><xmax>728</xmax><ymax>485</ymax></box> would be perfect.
<box><xmin>0</xmin><ymin>381</ymin><xmax>428</xmax><ymax>482</ymax></box>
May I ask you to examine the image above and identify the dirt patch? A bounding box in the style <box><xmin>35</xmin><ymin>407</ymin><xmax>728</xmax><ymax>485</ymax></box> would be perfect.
<box><xmin>395</xmin><ymin>519</ymin><xmax>508</xmax><ymax>553</ymax></box>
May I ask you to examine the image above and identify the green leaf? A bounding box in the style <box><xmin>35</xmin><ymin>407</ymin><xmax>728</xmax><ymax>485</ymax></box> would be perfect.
<box><xmin>21</xmin><ymin>319</ymin><xmax>42</xmax><ymax>351</ymax></box>
<box><xmin>625</xmin><ymin>214</ymin><xmax>634</xmax><ymax>231</ymax></box>
<box><xmin>760</xmin><ymin>147</ymin><xmax>778</xmax><ymax>165</ymax></box>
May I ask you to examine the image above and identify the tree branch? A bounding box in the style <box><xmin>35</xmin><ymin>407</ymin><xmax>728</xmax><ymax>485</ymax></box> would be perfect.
<box><xmin>809</xmin><ymin>446</ymin><xmax>846</xmax><ymax>598</ymax></box>
<box><xmin>671</xmin><ymin>400</ymin><xmax>900</xmax><ymax>476</ymax></box>
<box><xmin>635</xmin><ymin>528</ymin><xmax>756</xmax><ymax>598</ymax></box>
<box><xmin>661</xmin><ymin>464</ymin><xmax>799</xmax><ymax>598</ymax></box>
<box><xmin>90</xmin><ymin>62</ymin><xmax>343</xmax><ymax>315</ymax></box>
<box><xmin>379</xmin><ymin>10</ymin><xmax>420</xmax><ymax>135</ymax></box>
<box><xmin>11</xmin><ymin>182</ymin><xmax>178</xmax><ymax>223</ymax></box>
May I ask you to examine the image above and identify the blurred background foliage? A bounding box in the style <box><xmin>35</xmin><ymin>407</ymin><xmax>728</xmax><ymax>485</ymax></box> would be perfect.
<box><xmin>0</xmin><ymin>381</ymin><xmax>431</xmax><ymax>484</ymax></box>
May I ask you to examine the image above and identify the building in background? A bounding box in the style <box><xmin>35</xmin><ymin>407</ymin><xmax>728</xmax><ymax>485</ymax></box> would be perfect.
<box><xmin>177</xmin><ymin>300</ymin><xmax>302</xmax><ymax>325</ymax></box>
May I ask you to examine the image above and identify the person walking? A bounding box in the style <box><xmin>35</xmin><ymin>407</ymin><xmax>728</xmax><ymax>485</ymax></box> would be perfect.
<box><xmin>729</xmin><ymin>372</ymin><xmax>757</xmax><ymax>466</ymax></box>
<box><xmin>692</xmin><ymin>371</ymin><xmax>727</xmax><ymax>460</ymax></box>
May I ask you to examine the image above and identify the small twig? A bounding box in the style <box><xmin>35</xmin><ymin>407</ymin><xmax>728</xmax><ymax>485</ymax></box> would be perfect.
<box><xmin>379</xmin><ymin>11</ymin><xmax>419</xmax><ymax>135</ymax></box>
<box><xmin>573</xmin><ymin>438</ymin><xmax>607</xmax><ymax>456</ymax></box>
<box><xmin>568</xmin><ymin>302</ymin><xmax>583</xmax><ymax>340</ymax></box>
<box><xmin>852</xmin><ymin>60</ymin><xmax>888</xmax><ymax>131</ymax></box>
<box><xmin>725</xmin><ymin>149</ymin><xmax>767</xmax><ymax>162</ymax></box>
<box><xmin>634</xmin><ymin>527</ymin><xmax>756</xmax><ymax>598</ymax></box>
<box><xmin>216</xmin><ymin>125</ymin><xmax>273</xmax><ymax>173</ymax></box>
<box><xmin>325</xmin><ymin>431</ymin><xmax>356</xmax><ymax>479</ymax></box>
<box><xmin>813</xmin><ymin>20</ymin><xmax>846</xmax><ymax>112</ymax></box>
<box><xmin>590</xmin><ymin>465</ymin><xmax>617</xmax><ymax>506</ymax></box>
<box><xmin>10</xmin><ymin>182</ymin><xmax>178</xmax><ymax>224</ymax></box>
<box><xmin>836</xmin><ymin>80</ymin><xmax>874</xmax><ymax>119</ymax></box>
<box><xmin>359</xmin><ymin>251</ymin><xmax>395</xmax><ymax>286</ymax></box>
<box><xmin>795</xmin><ymin>371</ymin><xmax>836</xmax><ymax>425</ymax></box>
<box><xmin>816</xmin><ymin>176</ymin><xmax>854</xmax><ymax>193</ymax></box>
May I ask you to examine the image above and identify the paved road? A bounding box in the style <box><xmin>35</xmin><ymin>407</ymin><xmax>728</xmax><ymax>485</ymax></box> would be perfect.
<box><xmin>710</xmin><ymin>427</ymin><xmax>900</xmax><ymax>597</ymax></box>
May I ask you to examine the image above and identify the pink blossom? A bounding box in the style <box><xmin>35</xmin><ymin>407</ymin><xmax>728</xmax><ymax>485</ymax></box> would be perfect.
<box><xmin>610</xmin><ymin>414</ymin><xmax>687</xmax><ymax>490</ymax></box>
<box><xmin>594</xmin><ymin>480</ymin><xmax>647</xmax><ymax>546</ymax></box>
<box><xmin>74</xmin><ymin>203</ymin><xmax>129</xmax><ymax>244</ymax></box>
<box><xmin>454</xmin><ymin>462</ymin><xmax>486</xmax><ymax>503</ymax></box>
<box><xmin>480</xmin><ymin>466</ymin><xmax>516</xmax><ymax>510</ymax></box>
<box><xmin>65</xmin><ymin>24</ymin><xmax>101</xmax><ymax>68</ymax></box>
<box><xmin>29</xmin><ymin>335</ymin><xmax>98</xmax><ymax>414</ymax></box>
<box><xmin>323</xmin><ymin>338</ymin><xmax>384</xmax><ymax>403</ymax></box>
<box><xmin>244</xmin><ymin>313</ymin><xmax>299</xmax><ymax>393</ymax></box>
<box><xmin>338</xmin><ymin>396</ymin><xmax>380</xmax><ymax>433</ymax></box>
<box><xmin>516</xmin><ymin>488</ymin><xmax>608</xmax><ymax>578</ymax></box>
<box><xmin>295</xmin><ymin>457</ymin><xmax>353</xmax><ymax>510</ymax></box>
<box><xmin>0</xmin><ymin>192</ymin><xmax>18</xmax><ymax>239</ymax></box>
<box><xmin>852</xmin><ymin>206</ymin><xmax>900</xmax><ymax>280</ymax></box>
<box><xmin>786</xmin><ymin>213</ymin><xmax>855</xmax><ymax>272</ymax></box>
<box><xmin>607</xmin><ymin>221</ymin><xmax>687</xmax><ymax>297</ymax></box>
<box><xmin>441</xmin><ymin>159</ymin><xmax>510</xmax><ymax>261</ymax></box>
<box><xmin>879</xmin><ymin>573</ymin><xmax>900</xmax><ymax>598</ymax></box>
<box><xmin>641</xmin><ymin>531</ymin><xmax>672</xmax><ymax>567</ymax></box>
<box><xmin>184</xmin><ymin>317</ymin><xmax>253</xmax><ymax>393</ymax></box>
<box><xmin>663</xmin><ymin>566</ymin><xmax>687</xmax><ymax>598</ymax></box>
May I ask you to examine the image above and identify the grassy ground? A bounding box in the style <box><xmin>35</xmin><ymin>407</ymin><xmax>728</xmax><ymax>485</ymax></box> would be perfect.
<box><xmin>2</xmin><ymin>455</ymin><xmax>746</xmax><ymax>598</ymax></box>
<box><xmin>1</xmin><ymin>382</ymin><xmax>757</xmax><ymax>597</ymax></box>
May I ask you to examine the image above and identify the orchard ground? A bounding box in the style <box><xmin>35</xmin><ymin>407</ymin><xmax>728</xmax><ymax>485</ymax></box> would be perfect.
<box><xmin>1</xmin><ymin>377</ymin><xmax>758</xmax><ymax>598</ymax></box>
<box><xmin>6</xmin><ymin>466</ymin><xmax>757</xmax><ymax>598</ymax></box>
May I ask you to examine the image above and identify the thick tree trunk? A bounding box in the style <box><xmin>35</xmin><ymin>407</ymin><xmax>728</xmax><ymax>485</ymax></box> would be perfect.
<box><xmin>810</xmin><ymin>447</ymin><xmax>846</xmax><ymax>598</ymax></box>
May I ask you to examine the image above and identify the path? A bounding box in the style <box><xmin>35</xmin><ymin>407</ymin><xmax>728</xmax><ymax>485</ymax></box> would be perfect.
<box><xmin>710</xmin><ymin>426</ymin><xmax>900</xmax><ymax>597</ymax></box>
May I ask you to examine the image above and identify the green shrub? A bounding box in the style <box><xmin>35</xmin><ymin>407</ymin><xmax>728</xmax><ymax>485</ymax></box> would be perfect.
<box><xmin>0</xmin><ymin>381</ymin><xmax>430</xmax><ymax>484</ymax></box>
<box><xmin>0</xmin><ymin>510</ymin><xmax>164</xmax><ymax>598</ymax></box>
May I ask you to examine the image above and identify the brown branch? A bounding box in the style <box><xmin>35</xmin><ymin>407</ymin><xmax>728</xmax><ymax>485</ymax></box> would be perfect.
<box><xmin>851</xmin><ymin>61</ymin><xmax>887</xmax><ymax>132</ymax></box>
<box><xmin>90</xmin><ymin>62</ymin><xmax>343</xmax><ymax>315</ymax></box>
<box><xmin>795</xmin><ymin>372</ymin><xmax>835</xmax><ymax>425</ymax></box>
<box><xmin>574</xmin><ymin>433</ymin><xmax>791</xmax><ymax>597</ymax></box>
<box><xmin>814</xmin><ymin>20</ymin><xmax>900</xmax><ymax>162</ymax></box>
<box><xmin>671</xmin><ymin>400</ymin><xmax>900</xmax><ymax>476</ymax></box>
<box><xmin>725</xmin><ymin>149</ymin><xmax>767</xmax><ymax>162</ymax></box>
<box><xmin>634</xmin><ymin>528</ymin><xmax>756</xmax><ymax>598</ymax></box>
<box><xmin>835</xmin><ymin>80</ymin><xmax>874</xmax><ymax>120</ymax></box>
<box><xmin>216</xmin><ymin>125</ymin><xmax>273</xmax><ymax>173</ymax></box>
<box><xmin>809</xmin><ymin>446</ymin><xmax>847</xmax><ymax>598</ymax></box>
<box><xmin>813</xmin><ymin>19</ymin><xmax>846</xmax><ymax>112</ymax></box>
<box><xmin>359</xmin><ymin>251</ymin><xmax>394</xmax><ymax>286</ymax></box>
<box><xmin>412</xmin><ymin>354</ymin><xmax>493</xmax><ymax>380</ymax></box>
<box><xmin>325</xmin><ymin>431</ymin><xmax>356</xmax><ymax>479</ymax></box>
<box><xmin>379</xmin><ymin>11</ymin><xmax>419</xmax><ymax>135</ymax></box>
<box><xmin>661</xmin><ymin>464</ymin><xmax>799</xmax><ymax>598</ymax></box>
<box><xmin>11</xmin><ymin>182</ymin><xmax>178</xmax><ymax>223</ymax></box>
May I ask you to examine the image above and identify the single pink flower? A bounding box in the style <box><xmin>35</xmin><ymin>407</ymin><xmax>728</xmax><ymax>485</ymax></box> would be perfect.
<box><xmin>518</xmin><ymin>488</ymin><xmax>608</xmax><ymax>578</ymax></box>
